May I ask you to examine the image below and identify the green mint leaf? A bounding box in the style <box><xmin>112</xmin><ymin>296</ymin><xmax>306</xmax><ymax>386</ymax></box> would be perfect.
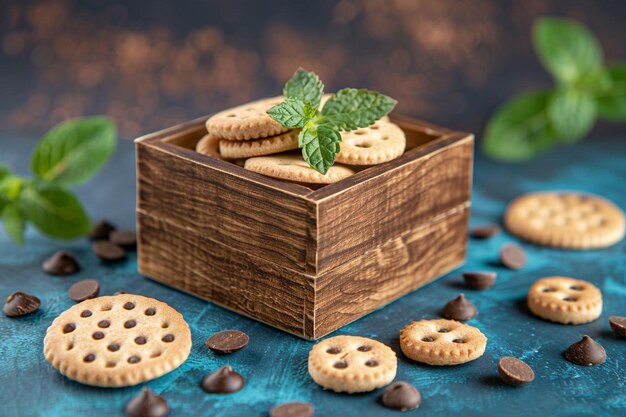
<box><xmin>533</xmin><ymin>17</ymin><xmax>602</xmax><ymax>84</ymax></box>
<box><xmin>321</xmin><ymin>88</ymin><xmax>396</xmax><ymax>131</ymax></box>
<box><xmin>0</xmin><ymin>164</ymin><xmax>10</xmax><ymax>181</ymax></box>
<box><xmin>574</xmin><ymin>69</ymin><xmax>612</xmax><ymax>93</ymax></box>
<box><xmin>299</xmin><ymin>121</ymin><xmax>341</xmax><ymax>175</ymax></box>
<box><xmin>595</xmin><ymin>64</ymin><xmax>626</xmax><ymax>121</ymax></box>
<box><xmin>548</xmin><ymin>89</ymin><xmax>596</xmax><ymax>142</ymax></box>
<box><xmin>21</xmin><ymin>185</ymin><xmax>90</xmax><ymax>239</ymax></box>
<box><xmin>267</xmin><ymin>98</ymin><xmax>318</xmax><ymax>128</ymax></box>
<box><xmin>283</xmin><ymin>69</ymin><xmax>324</xmax><ymax>108</ymax></box>
<box><xmin>482</xmin><ymin>91</ymin><xmax>556</xmax><ymax>161</ymax></box>
<box><xmin>0</xmin><ymin>175</ymin><xmax>25</xmax><ymax>201</ymax></box>
<box><xmin>31</xmin><ymin>116</ymin><xmax>117</xmax><ymax>187</ymax></box>
<box><xmin>2</xmin><ymin>202</ymin><xmax>25</xmax><ymax>245</ymax></box>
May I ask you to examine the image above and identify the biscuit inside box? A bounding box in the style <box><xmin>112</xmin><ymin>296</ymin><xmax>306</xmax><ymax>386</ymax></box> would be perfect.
<box><xmin>135</xmin><ymin>114</ymin><xmax>473</xmax><ymax>339</ymax></box>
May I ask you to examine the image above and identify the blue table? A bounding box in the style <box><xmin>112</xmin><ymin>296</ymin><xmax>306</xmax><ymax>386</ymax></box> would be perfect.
<box><xmin>1</xmin><ymin>133</ymin><xmax>625</xmax><ymax>417</ymax></box>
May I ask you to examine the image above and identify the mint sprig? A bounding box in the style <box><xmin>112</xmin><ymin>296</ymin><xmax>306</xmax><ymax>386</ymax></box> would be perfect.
<box><xmin>268</xmin><ymin>68</ymin><xmax>397</xmax><ymax>174</ymax></box>
<box><xmin>0</xmin><ymin>117</ymin><xmax>117</xmax><ymax>245</ymax></box>
<box><xmin>483</xmin><ymin>17</ymin><xmax>626</xmax><ymax>161</ymax></box>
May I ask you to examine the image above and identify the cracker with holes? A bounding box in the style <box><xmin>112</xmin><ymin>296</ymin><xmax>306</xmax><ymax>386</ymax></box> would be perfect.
<box><xmin>336</xmin><ymin>119</ymin><xmax>406</xmax><ymax>165</ymax></box>
<box><xmin>205</xmin><ymin>96</ymin><xmax>289</xmax><ymax>140</ymax></box>
<box><xmin>195</xmin><ymin>133</ymin><xmax>222</xmax><ymax>159</ymax></box>
<box><xmin>527</xmin><ymin>277</ymin><xmax>602</xmax><ymax>324</ymax></box>
<box><xmin>245</xmin><ymin>155</ymin><xmax>355</xmax><ymax>184</ymax></box>
<box><xmin>219</xmin><ymin>130</ymin><xmax>299</xmax><ymax>159</ymax></box>
<box><xmin>308</xmin><ymin>335</ymin><xmax>396</xmax><ymax>393</ymax></box>
<box><xmin>43</xmin><ymin>294</ymin><xmax>191</xmax><ymax>387</ymax></box>
<box><xmin>504</xmin><ymin>192</ymin><xmax>625</xmax><ymax>249</ymax></box>
<box><xmin>400</xmin><ymin>319</ymin><xmax>487</xmax><ymax>366</ymax></box>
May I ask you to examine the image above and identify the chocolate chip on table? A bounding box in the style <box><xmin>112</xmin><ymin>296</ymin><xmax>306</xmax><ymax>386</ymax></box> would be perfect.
<box><xmin>270</xmin><ymin>402</ymin><xmax>314</xmax><ymax>417</ymax></box>
<box><xmin>500</xmin><ymin>244</ymin><xmax>526</xmax><ymax>270</ymax></box>
<box><xmin>109</xmin><ymin>229</ymin><xmax>137</xmax><ymax>250</ymax></box>
<box><xmin>608</xmin><ymin>316</ymin><xmax>626</xmax><ymax>338</ymax></box>
<box><xmin>471</xmin><ymin>224</ymin><xmax>501</xmax><ymax>239</ymax></box>
<box><xmin>68</xmin><ymin>279</ymin><xmax>100</xmax><ymax>302</ymax></box>
<box><xmin>441</xmin><ymin>293</ymin><xmax>478</xmax><ymax>321</ymax></box>
<box><xmin>565</xmin><ymin>335</ymin><xmax>606</xmax><ymax>366</ymax></box>
<box><xmin>463</xmin><ymin>271</ymin><xmax>496</xmax><ymax>290</ymax></box>
<box><xmin>381</xmin><ymin>381</ymin><xmax>422</xmax><ymax>412</ymax></box>
<box><xmin>4</xmin><ymin>291</ymin><xmax>41</xmax><ymax>317</ymax></box>
<box><xmin>498</xmin><ymin>357</ymin><xmax>535</xmax><ymax>386</ymax></box>
<box><xmin>42</xmin><ymin>251</ymin><xmax>80</xmax><ymax>276</ymax></box>
<box><xmin>92</xmin><ymin>240</ymin><xmax>126</xmax><ymax>262</ymax></box>
<box><xmin>125</xmin><ymin>387</ymin><xmax>169</xmax><ymax>417</ymax></box>
<box><xmin>201</xmin><ymin>365</ymin><xmax>245</xmax><ymax>394</ymax></box>
<box><xmin>205</xmin><ymin>330</ymin><xmax>249</xmax><ymax>354</ymax></box>
<box><xmin>89</xmin><ymin>219</ymin><xmax>116</xmax><ymax>240</ymax></box>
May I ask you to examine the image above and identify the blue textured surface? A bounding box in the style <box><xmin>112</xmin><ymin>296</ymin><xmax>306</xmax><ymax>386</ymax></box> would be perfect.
<box><xmin>0</xmin><ymin>134</ymin><xmax>625</xmax><ymax>417</ymax></box>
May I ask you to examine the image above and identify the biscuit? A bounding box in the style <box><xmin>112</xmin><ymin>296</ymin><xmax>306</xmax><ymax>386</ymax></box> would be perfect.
<box><xmin>336</xmin><ymin>119</ymin><xmax>406</xmax><ymax>165</ymax></box>
<box><xmin>244</xmin><ymin>155</ymin><xmax>355</xmax><ymax>184</ymax></box>
<box><xmin>527</xmin><ymin>276</ymin><xmax>602</xmax><ymax>324</ymax></box>
<box><xmin>400</xmin><ymin>319</ymin><xmax>487</xmax><ymax>366</ymax></box>
<box><xmin>219</xmin><ymin>130</ymin><xmax>299</xmax><ymax>159</ymax></box>
<box><xmin>43</xmin><ymin>294</ymin><xmax>192</xmax><ymax>387</ymax></box>
<box><xmin>195</xmin><ymin>134</ymin><xmax>222</xmax><ymax>158</ymax></box>
<box><xmin>205</xmin><ymin>96</ymin><xmax>289</xmax><ymax>140</ymax></box>
<box><xmin>308</xmin><ymin>335</ymin><xmax>397</xmax><ymax>393</ymax></box>
<box><xmin>504</xmin><ymin>192</ymin><xmax>625</xmax><ymax>249</ymax></box>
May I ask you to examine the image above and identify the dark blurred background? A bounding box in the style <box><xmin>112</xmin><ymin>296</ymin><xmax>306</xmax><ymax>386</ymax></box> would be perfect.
<box><xmin>1</xmin><ymin>0</ymin><xmax>625</xmax><ymax>139</ymax></box>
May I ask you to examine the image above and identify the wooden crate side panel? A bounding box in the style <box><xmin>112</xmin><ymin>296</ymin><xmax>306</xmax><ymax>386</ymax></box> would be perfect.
<box><xmin>313</xmin><ymin>204</ymin><xmax>470</xmax><ymax>338</ymax></box>
<box><xmin>137</xmin><ymin>142</ymin><xmax>312</xmax><ymax>273</ymax></box>
<box><xmin>314</xmin><ymin>136</ymin><xmax>473</xmax><ymax>274</ymax></box>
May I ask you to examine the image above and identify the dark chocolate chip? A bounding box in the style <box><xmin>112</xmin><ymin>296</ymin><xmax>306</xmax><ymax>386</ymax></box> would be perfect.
<box><xmin>124</xmin><ymin>320</ymin><xmax>137</xmax><ymax>329</ymax></box>
<box><xmin>565</xmin><ymin>335</ymin><xmax>606</xmax><ymax>366</ymax></box>
<box><xmin>3</xmin><ymin>291</ymin><xmax>41</xmax><ymax>317</ymax></box>
<box><xmin>128</xmin><ymin>355</ymin><xmax>141</xmax><ymax>364</ymax></box>
<box><xmin>84</xmin><ymin>354</ymin><xmax>96</xmax><ymax>362</ymax></box>
<box><xmin>381</xmin><ymin>381</ymin><xmax>421</xmax><ymax>412</ymax></box>
<box><xmin>125</xmin><ymin>388</ymin><xmax>169</xmax><ymax>417</ymax></box>
<box><xmin>498</xmin><ymin>357</ymin><xmax>535</xmax><ymax>386</ymax></box>
<box><xmin>89</xmin><ymin>219</ymin><xmax>115</xmax><ymax>240</ymax></box>
<box><xmin>98</xmin><ymin>320</ymin><xmax>111</xmax><ymax>328</ymax></box>
<box><xmin>81</xmin><ymin>310</ymin><xmax>92</xmax><ymax>318</ymax></box>
<box><xmin>357</xmin><ymin>345</ymin><xmax>372</xmax><ymax>352</ymax></box>
<box><xmin>92</xmin><ymin>331</ymin><xmax>105</xmax><ymax>340</ymax></box>
<box><xmin>333</xmin><ymin>361</ymin><xmax>348</xmax><ymax>369</ymax></box>
<box><xmin>470</xmin><ymin>224</ymin><xmax>501</xmax><ymax>239</ymax></box>
<box><xmin>109</xmin><ymin>229</ymin><xmax>137</xmax><ymax>250</ymax></box>
<box><xmin>609</xmin><ymin>316</ymin><xmax>626</xmax><ymax>338</ymax></box>
<box><xmin>452</xmin><ymin>338</ymin><xmax>465</xmax><ymax>343</ymax></box>
<box><xmin>326</xmin><ymin>347</ymin><xmax>341</xmax><ymax>354</ymax></box>
<box><xmin>63</xmin><ymin>323</ymin><xmax>76</xmax><ymax>333</ymax></box>
<box><xmin>144</xmin><ymin>308</ymin><xmax>156</xmax><ymax>316</ymax></box>
<box><xmin>92</xmin><ymin>240</ymin><xmax>126</xmax><ymax>262</ymax></box>
<box><xmin>365</xmin><ymin>360</ymin><xmax>378</xmax><ymax>367</ymax></box>
<box><xmin>421</xmin><ymin>337</ymin><xmax>435</xmax><ymax>342</ymax></box>
<box><xmin>201</xmin><ymin>365</ymin><xmax>245</xmax><ymax>394</ymax></box>
<box><xmin>68</xmin><ymin>279</ymin><xmax>100</xmax><ymax>302</ymax></box>
<box><xmin>441</xmin><ymin>293</ymin><xmax>478</xmax><ymax>321</ymax></box>
<box><xmin>463</xmin><ymin>271</ymin><xmax>497</xmax><ymax>290</ymax></box>
<box><xmin>42</xmin><ymin>251</ymin><xmax>80</xmax><ymax>276</ymax></box>
<box><xmin>108</xmin><ymin>343</ymin><xmax>120</xmax><ymax>352</ymax></box>
<box><xmin>162</xmin><ymin>334</ymin><xmax>175</xmax><ymax>343</ymax></box>
<box><xmin>438</xmin><ymin>328</ymin><xmax>449</xmax><ymax>333</ymax></box>
<box><xmin>270</xmin><ymin>402</ymin><xmax>314</xmax><ymax>417</ymax></box>
<box><xmin>500</xmin><ymin>244</ymin><xmax>527</xmax><ymax>270</ymax></box>
<box><xmin>123</xmin><ymin>302</ymin><xmax>135</xmax><ymax>310</ymax></box>
<box><xmin>135</xmin><ymin>336</ymin><xmax>147</xmax><ymax>345</ymax></box>
<box><xmin>205</xmin><ymin>330</ymin><xmax>249</xmax><ymax>354</ymax></box>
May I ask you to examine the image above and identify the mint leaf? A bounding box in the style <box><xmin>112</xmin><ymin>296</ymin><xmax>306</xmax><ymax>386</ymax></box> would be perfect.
<box><xmin>21</xmin><ymin>185</ymin><xmax>90</xmax><ymax>239</ymax></box>
<box><xmin>283</xmin><ymin>69</ymin><xmax>324</xmax><ymax>108</ymax></box>
<box><xmin>533</xmin><ymin>18</ymin><xmax>602</xmax><ymax>84</ymax></box>
<box><xmin>267</xmin><ymin>98</ymin><xmax>318</xmax><ymax>128</ymax></box>
<box><xmin>322</xmin><ymin>89</ymin><xmax>396</xmax><ymax>131</ymax></box>
<box><xmin>2</xmin><ymin>202</ymin><xmax>25</xmax><ymax>245</ymax></box>
<box><xmin>0</xmin><ymin>175</ymin><xmax>25</xmax><ymax>201</ymax></box>
<box><xmin>548</xmin><ymin>89</ymin><xmax>595</xmax><ymax>142</ymax></box>
<box><xmin>0</xmin><ymin>164</ymin><xmax>10</xmax><ymax>181</ymax></box>
<box><xmin>482</xmin><ymin>91</ymin><xmax>555</xmax><ymax>161</ymax></box>
<box><xmin>596</xmin><ymin>64</ymin><xmax>626</xmax><ymax>121</ymax></box>
<box><xmin>299</xmin><ymin>122</ymin><xmax>341</xmax><ymax>175</ymax></box>
<box><xmin>31</xmin><ymin>116</ymin><xmax>117</xmax><ymax>186</ymax></box>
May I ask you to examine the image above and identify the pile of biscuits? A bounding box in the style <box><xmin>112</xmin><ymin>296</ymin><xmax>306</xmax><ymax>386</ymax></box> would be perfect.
<box><xmin>199</xmin><ymin>96</ymin><xmax>406</xmax><ymax>185</ymax></box>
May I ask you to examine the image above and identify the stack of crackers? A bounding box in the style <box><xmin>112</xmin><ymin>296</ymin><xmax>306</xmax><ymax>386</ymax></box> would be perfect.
<box><xmin>199</xmin><ymin>96</ymin><xmax>406</xmax><ymax>185</ymax></box>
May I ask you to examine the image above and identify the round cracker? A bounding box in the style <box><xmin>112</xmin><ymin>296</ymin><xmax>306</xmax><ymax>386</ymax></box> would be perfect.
<box><xmin>196</xmin><ymin>133</ymin><xmax>222</xmax><ymax>158</ymax></box>
<box><xmin>219</xmin><ymin>130</ymin><xmax>299</xmax><ymax>159</ymax></box>
<box><xmin>335</xmin><ymin>120</ymin><xmax>406</xmax><ymax>165</ymax></box>
<box><xmin>244</xmin><ymin>155</ymin><xmax>354</xmax><ymax>184</ymax></box>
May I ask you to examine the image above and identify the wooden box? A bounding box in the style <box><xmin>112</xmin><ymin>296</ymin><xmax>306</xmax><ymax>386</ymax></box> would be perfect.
<box><xmin>135</xmin><ymin>115</ymin><xmax>473</xmax><ymax>339</ymax></box>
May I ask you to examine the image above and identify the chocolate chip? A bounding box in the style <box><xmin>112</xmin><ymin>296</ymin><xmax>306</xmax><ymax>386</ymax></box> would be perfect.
<box><xmin>470</xmin><ymin>224</ymin><xmax>501</xmax><ymax>239</ymax></box>
<box><xmin>83</xmin><ymin>354</ymin><xmax>96</xmax><ymax>362</ymax></box>
<box><xmin>205</xmin><ymin>330</ymin><xmax>249</xmax><ymax>354</ymax></box>
<box><xmin>463</xmin><ymin>271</ymin><xmax>496</xmax><ymax>290</ymax></box>
<box><xmin>92</xmin><ymin>331</ymin><xmax>105</xmax><ymax>340</ymax></box>
<box><xmin>365</xmin><ymin>360</ymin><xmax>378</xmax><ymax>367</ymax></box>
<box><xmin>609</xmin><ymin>316</ymin><xmax>626</xmax><ymax>338</ymax></box>
<box><xmin>123</xmin><ymin>302</ymin><xmax>135</xmax><ymax>310</ymax></box>
<box><xmin>108</xmin><ymin>343</ymin><xmax>120</xmax><ymax>352</ymax></box>
<box><xmin>421</xmin><ymin>337</ymin><xmax>435</xmax><ymax>342</ymax></box>
<box><xmin>326</xmin><ymin>347</ymin><xmax>341</xmax><ymax>354</ymax></box>
<box><xmin>89</xmin><ymin>219</ymin><xmax>115</xmax><ymax>240</ymax></box>
<box><xmin>125</xmin><ymin>388</ymin><xmax>170</xmax><ymax>417</ymax></box>
<box><xmin>438</xmin><ymin>328</ymin><xmax>449</xmax><ymax>333</ymax></box>
<box><xmin>565</xmin><ymin>335</ymin><xmax>606</xmax><ymax>366</ymax></box>
<box><xmin>124</xmin><ymin>320</ymin><xmax>137</xmax><ymax>329</ymax></box>
<box><xmin>109</xmin><ymin>229</ymin><xmax>137</xmax><ymax>250</ymax></box>
<box><xmin>500</xmin><ymin>244</ymin><xmax>526</xmax><ymax>270</ymax></box>
<box><xmin>68</xmin><ymin>279</ymin><xmax>100</xmax><ymax>302</ymax></box>
<box><xmin>63</xmin><ymin>323</ymin><xmax>76</xmax><ymax>333</ymax></box>
<box><xmin>42</xmin><ymin>251</ymin><xmax>80</xmax><ymax>276</ymax></box>
<box><xmin>81</xmin><ymin>310</ymin><xmax>92</xmax><ymax>318</ymax></box>
<box><xmin>498</xmin><ymin>357</ymin><xmax>535</xmax><ymax>386</ymax></box>
<box><xmin>270</xmin><ymin>402</ymin><xmax>314</xmax><ymax>417</ymax></box>
<box><xmin>135</xmin><ymin>336</ymin><xmax>147</xmax><ymax>345</ymax></box>
<box><xmin>201</xmin><ymin>365</ymin><xmax>245</xmax><ymax>394</ymax></box>
<box><xmin>128</xmin><ymin>355</ymin><xmax>141</xmax><ymax>364</ymax></box>
<box><xmin>162</xmin><ymin>334</ymin><xmax>175</xmax><ymax>343</ymax></box>
<box><xmin>92</xmin><ymin>240</ymin><xmax>126</xmax><ymax>262</ymax></box>
<box><xmin>357</xmin><ymin>345</ymin><xmax>372</xmax><ymax>352</ymax></box>
<box><xmin>441</xmin><ymin>293</ymin><xmax>478</xmax><ymax>321</ymax></box>
<box><xmin>114</xmin><ymin>290</ymin><xmax>127</xmax><ymax>295</ymax></box>
<box><xmin>334</xmin><ymin>361</ymin><xmax>348</xmax><ymax>369</ymax></box>
<box><xmin>452</xmin><ymin>338</ymin><xmax>465</xmax><ymax>343</ymax></box>
<box><xmin>381</xmin><ymin>381</ymin><xmax>421</xmax><ymax>411</ymax></box>
<box><xmin>3</xmin><ymin>291</ymin><xmax>41</xmax><ymax>317</ymax></box>
<box><xmin>144</xmin><ymin>308</ymin><xmax>156</xmax><ymax>316</ymax></box>
<box><xmin>98</xmin><ymin>320</ymin><xmax>111</xmax><ymax>328</ymax></box>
